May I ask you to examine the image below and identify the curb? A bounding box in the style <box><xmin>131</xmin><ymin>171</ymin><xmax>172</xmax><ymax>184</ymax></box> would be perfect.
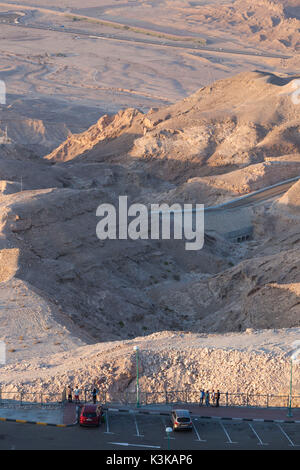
<box><xmin>103</xmin><ymin>407</ymin><xmax>300</xmax><ymax>424</ymax></box>
<box><xmin>193</xmin><ymin>415</ymin><xmax>300</xmax><ymax>424</ymax></box>
<box><xmin>0</xmin><ymin>416</ymin><xmax>73</xmax><ymax>427</ymax></box>
<box><xmin>3</xmin><ymin>408</ymin><xmax>298</xmax><ymax>426</ymax></box>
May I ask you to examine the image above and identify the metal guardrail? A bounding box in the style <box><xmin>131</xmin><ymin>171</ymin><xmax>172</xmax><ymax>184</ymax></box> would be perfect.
<box><xmin>0</xmin><ymin>389</ymin><xmax>64</xmax><ymax>408</ymax></box>
<box><xmin>0</xmin><ymin>387</ymin><xmax>299</xmax><ymax>410</ymax></box>
<box><xmin>204</xmin><ymin>175</ymin><xmax>300</xmax><ymax>212</ymax></box>
<box><xmin>84</xmin><ymin>390</ymin><xmax>300</xmax><ymax>409</ymax></box>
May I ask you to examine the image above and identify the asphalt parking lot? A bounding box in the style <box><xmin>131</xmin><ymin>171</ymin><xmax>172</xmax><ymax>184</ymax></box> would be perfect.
<box><xmin>0</xmin><ymin>411</ymin><xmax>299</xmax><ymax>450</ymax></box>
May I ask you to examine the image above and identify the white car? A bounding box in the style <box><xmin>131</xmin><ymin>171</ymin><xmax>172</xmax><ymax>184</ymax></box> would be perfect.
<box><xmin>171</xmin><ymin>409</ymin><xmax>192</xmax><ymax>431</ymax></box>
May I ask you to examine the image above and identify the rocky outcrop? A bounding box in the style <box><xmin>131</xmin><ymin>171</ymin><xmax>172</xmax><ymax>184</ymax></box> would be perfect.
<box><xmin>0</xmin><ymin>329</ymin><xmax>299</xmax><ymax>399</ymax></box>
<box><xmin>45</xmin><ymin>71</ymin><xmax>300</xmax><ymax>186</ymax></box>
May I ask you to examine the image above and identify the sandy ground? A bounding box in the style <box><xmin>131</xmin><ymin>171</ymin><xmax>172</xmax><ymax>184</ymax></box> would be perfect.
<box><xmin>0</xmin><ymin>0</ymin><xmax>299</xmax><ymax>152</ymax></box>
<box><xmin>0</xmin><ymin>278</ymin><xmax>92</xmax><ymax>362</ymax></box>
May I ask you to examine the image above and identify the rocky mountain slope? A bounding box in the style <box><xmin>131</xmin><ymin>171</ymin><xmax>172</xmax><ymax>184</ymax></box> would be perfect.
<box><xmin>0</xmin><ymin>109</ymin><xmax>72</xmax><ymax>156</ymax></box>
<box><xmin>1</xmin><ymin>70</ymin><xmax>299</xmax><ymax>342</ymax></box>
<box><xmin>0</xmin><ymin>69</ymin><xmax>299</xmax><ymax>395</ymax></box>
<box><xmin>46</xmin><ymin>71</ymin><xmax>300</xmax><ymax>188</ymax></box>
<box><xmin>167</xmin><ymin>0</ymin><xmax>300</xmax><ymax>52</ymax></box>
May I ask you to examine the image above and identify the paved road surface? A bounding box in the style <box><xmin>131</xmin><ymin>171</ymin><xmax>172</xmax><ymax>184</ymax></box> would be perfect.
<box><xmin>0</xmin><ymin>412</ymin><xmax>299</xmax><ymax>449</ymax></box>
<box><xmin>206</xmin><ymin>178</ymin><xmax>300</xmax><ymax>213</ymax></box>
<box><xmin>11</xmin><ymin>23</ymin><xmax>291</xmax><ymax>59</ymax></box>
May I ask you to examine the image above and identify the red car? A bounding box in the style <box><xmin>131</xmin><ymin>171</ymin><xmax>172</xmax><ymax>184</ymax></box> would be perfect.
<box><xmin>79</xmin><ymin>404</ymin><xmax>103</xmax><ymax>427</ymax></box>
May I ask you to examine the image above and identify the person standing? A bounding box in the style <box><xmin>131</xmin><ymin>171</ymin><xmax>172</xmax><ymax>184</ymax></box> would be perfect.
<box><xmin>205</xmin><ymin>390</ymin><xmax>210</xmax><ymax>407</ymax></box>
<box><xmin>67</xmin><ymin>385</ymin><xmax>72</xmax><ymax>403</ymax></box>
<box><xmin>200</xmin><ymin>389</ymin><xmax>205</xmax><ymax>406</ymax></box>
<box><xmin>74</xmin><ymin>386</ymin><xmax>80</xmax><ymax>404</ymax></box>
<box><xmin>216</xmin><ymin>389</ymin><xmax>221</xmax><ymax>408</ymax></box>
<box><xmin>92</xmin><ymin>386</ymin><xmax>97</xmax><ymax>404</ymax></box>
<box><xmin>211</xmin><ymin>389</ymin><xmax>216</xmax><ymax>406</ymax></box>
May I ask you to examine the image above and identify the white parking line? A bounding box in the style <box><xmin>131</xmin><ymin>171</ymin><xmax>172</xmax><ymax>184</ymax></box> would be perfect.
<box><xmin>277</xmin><ymin>424</ymin><xmax>300</xmax><ymax>447</ymax></box>
<box><xmin>104</xmin><ymin>411</ymin><xmax>114</xmax><ymax>434</ymax></box>
<box><xmin>109</xmin><ymin>442</ymin><xmax>161</xmax><ymax>449</ymax></box>
<box><xmin>192</xmin><ymin>420</ymin><xmax>206</xmax><ymax>442</ymax></box>
<box><xmin>133</xmin><ymin>414</ymin><xmax>144</xmax><ymax>438</ymax></box>
<box><xmin>220</xmin><ymin>422</ymin><xmax>237</xmax><ymax>444</ymax></box>
<box><xmin>248</xmin><ymin>424</ymin><xmax>268</xmax><ymax>446</ymax></box>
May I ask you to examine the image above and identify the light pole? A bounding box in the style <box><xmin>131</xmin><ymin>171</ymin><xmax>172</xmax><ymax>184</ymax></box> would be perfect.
<box><xmin>287</xmin><ymin>359</ymin><xmax>293</xmax><ymax>417</ymax></box>
<box><xmin>287</xmin><ymin>342</ymin><xmax>300</xmax><ymax>418</ymax></box>
<box><xmin>133</xmin><ymin>346</ymin><xmax>140</xmax><ymax>408</ymax></box>
<box><xmin>166</xmin><ymin>427</ymin><xmax>172</xmax><ymax>450</ymax></box>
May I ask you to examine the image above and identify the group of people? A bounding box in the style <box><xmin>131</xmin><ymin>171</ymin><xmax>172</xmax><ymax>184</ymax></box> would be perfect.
<box><xmin>199</xmin><ymin>389</ymin><xmax>221</xmax><ymax>407</ymax></box>
<box><xmin>67</xmin><ymin>385</ymin><xmax>98</xmax><ymax>404</ymax></box>
<box><xmin>66</xmin><ymin>386</ymin><xmax>221</xmax><ymax>407</ymax></box>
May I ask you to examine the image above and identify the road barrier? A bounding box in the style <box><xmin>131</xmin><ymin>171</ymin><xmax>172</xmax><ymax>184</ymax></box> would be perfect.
<box><xmin>82</xmin><ymin>390</ymin><xmax>300</xmax><ymax>410</ymax></box>
<box><xmin>1</xmin><ymin>387</ymin><xmax>299</xmax><ymax>410</ymax></box>
<box><xmin>0</xmin><ymin>388</ymin><xmax>64</xmax><ymax>408</ymax></box>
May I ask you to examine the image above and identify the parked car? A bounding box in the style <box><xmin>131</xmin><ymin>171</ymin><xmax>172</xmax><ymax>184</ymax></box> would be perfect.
<box><xmin>79</xmin><ymin>404</ymin><xmax>103</xmax><ymax>427</ymax></box>
<box><xmin>171</xmin><ymin>409</ymin><xmax>192</xmax><ymax>431</ymax></box>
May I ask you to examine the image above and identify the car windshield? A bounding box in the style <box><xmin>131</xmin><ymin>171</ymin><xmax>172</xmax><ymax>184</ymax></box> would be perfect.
<box><xmin>177</xmin><ymin>417</ymin><xmax>190</xmax><ymax>423</ymax></box>
<box><xmin>83</xmin><ymin>412</ymin><xmax>97</xmax><ymax>418</ymax></box>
